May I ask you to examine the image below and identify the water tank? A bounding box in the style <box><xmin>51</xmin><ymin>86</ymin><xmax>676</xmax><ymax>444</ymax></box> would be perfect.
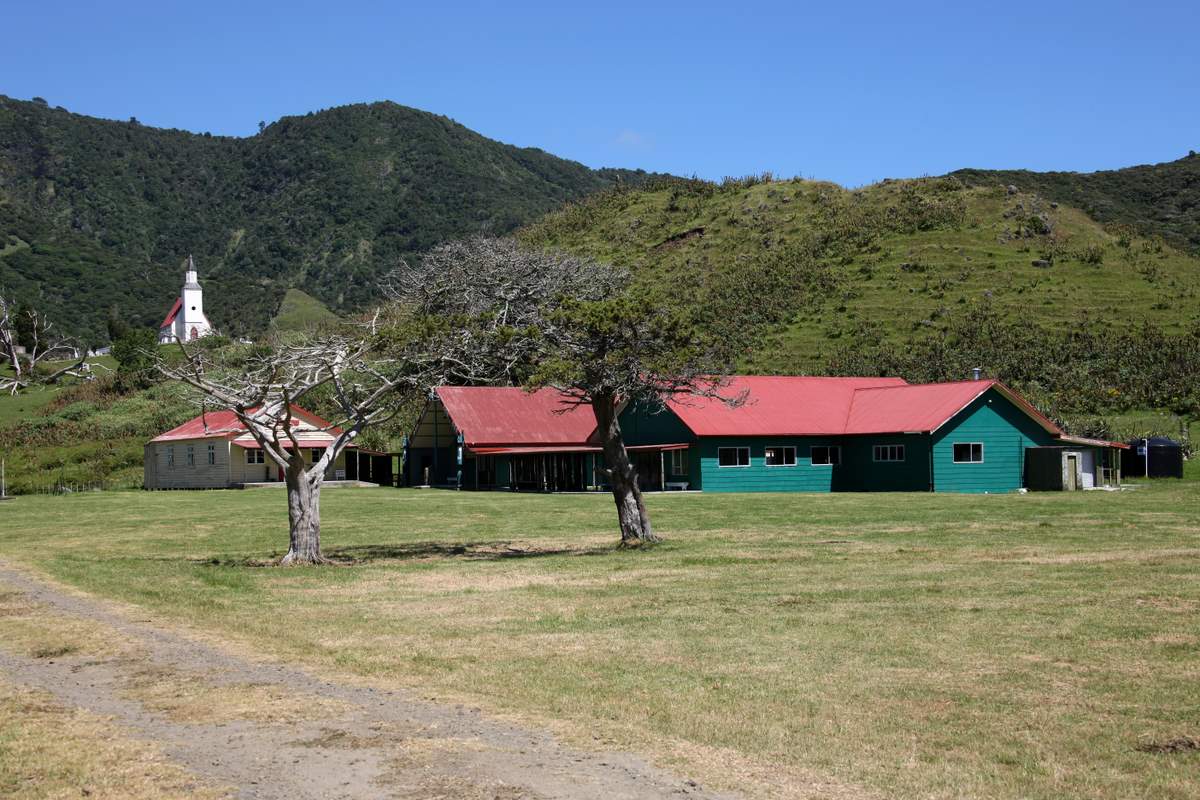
<box><xmin>1122</xmin><ymin>437</ymin><xmax>1184</xmax><ymax>479</ymax></box>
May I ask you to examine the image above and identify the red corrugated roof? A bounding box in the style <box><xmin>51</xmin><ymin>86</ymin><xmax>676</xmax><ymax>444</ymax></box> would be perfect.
<box><xmin>159</xmin><ymin>297</ymin><xmax>182</xmax><ymax>330</ymax></box>
<box><xmin>436</xmin><ymin>386</ymin><xmax>598</xmax><ymax>447</ymax></box>
<box><xmin>150</xmin><ymin>406</ymin><xmax>346</xmax><ymax>443</ymax></box>
<box><xmin>468</xmin><ymin>443</ymin><xmax>690</xmax><ymax>455</ymax></box>
<box><xmin>432</xmin><ymin>378</ymin><xmax>1085</xmax><ymax>447</ymax></box>
<box><xmin>844</xmin><ymin>380</ymin><xmax>1006</xmax><ymax>434</ymax></box>
<box><xmin>666</xmin><ymin>376</ymin><xmax>908</xmax><ymax>436</ymax></box>
<box><xmin>151</xmin><ymin>409</ymin><xmax>244</xmax><ymax>442</ymax></box>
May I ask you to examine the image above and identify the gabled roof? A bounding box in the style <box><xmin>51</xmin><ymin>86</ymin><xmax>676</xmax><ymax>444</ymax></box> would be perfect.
<box><xmin>666</xmin><ymin>376</ymin><xmax>908</xmax><ymax>436</ymax></box>
<box><xmin>150</xmin><ymin>405</ymin><xmax>349</xmax><ymax>445</ymax></box>
<box><xmin>159</xmin><ymin>297</ymin><xmax>182</xmax><ymax>330</ymax></box>
<box><xmin>430</xmin><ymin>378</ymin><xmax>1127</xmax><ymax>450</ymax></box>
<box><xmin>843</xmin><ymin>379</ymin><xmax>1054</xmax><ymax>435</ymax></box>
<box><xmin>435</xmin><ymin>386</ymin><xmax>598</xmax><ymax>447</ymax></box>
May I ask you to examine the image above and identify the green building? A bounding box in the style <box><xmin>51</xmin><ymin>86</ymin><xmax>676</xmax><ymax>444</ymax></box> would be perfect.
<box><xmin>405</xmin><ymin>378</ymin><xmax>1125</xmax><ymax>493</ymax></box>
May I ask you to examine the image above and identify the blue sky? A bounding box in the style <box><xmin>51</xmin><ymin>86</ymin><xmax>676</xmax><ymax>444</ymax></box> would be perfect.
<box><xmin>4</xmin><ymin>1</ymin><xmax>1197</xmax><ymax>186</ymax></box>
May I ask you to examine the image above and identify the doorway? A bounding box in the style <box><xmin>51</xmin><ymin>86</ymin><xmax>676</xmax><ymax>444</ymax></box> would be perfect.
<box><xmin>1065</xmin><ymin>453</ymin><xmax>1079</xmax><ymax>491</ymax></box>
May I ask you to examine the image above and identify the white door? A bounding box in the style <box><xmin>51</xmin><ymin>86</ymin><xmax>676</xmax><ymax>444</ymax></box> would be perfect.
<box><xmin>1079</xmin><ymin>450</ymin><xmax>1095</xmax><ymax>489</ymax></box>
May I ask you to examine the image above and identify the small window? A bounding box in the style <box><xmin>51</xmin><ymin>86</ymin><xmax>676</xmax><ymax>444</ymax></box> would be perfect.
<box><xmin>166</xmin><ymin>447</ymin><xmax>175</xmax><ymax>468</ymax></box>
<box><xmin>310</xmin><ymin>447</ymin><xmax>325</xmax><ymax>463</ymax></box>
<box><xmin>873</xmin><ymin>444</ymin><xmax>906</xmax><ymax>462</ymax></box>
<box><xmin>245</xmin><ymin>449</ymin><xmax>264</xmax><ymax>465</ymax></box>
<box><xmin>764</xmin><ymin>446</ymin><xmax>797</xmax><ymax>466</ymax></box>
<box><xmin>811</xmin><ymin>445</ymin><xmax>841</xmax><ymax>466</ymax></box>
<box><xmin>186</xmin><ymin>445</ymin><xmax>195</xmax><ymax>467</ymax></box>
<box><xmin>953</xmin><ymin>442</ymin><xmax>984</xmax><ymax>463</ymax></box>
<box><xmin>669</xmin><ymin>449</ymin><xmax>689</xmax><ymax>475</ymax></box>
<box><xmin>717</xmin><ymin>447</ymin><xmax>750</xmax><ymax>467</ymax></box>
<box><xmin>207</xmin><ymin>444</ymin><xmax>215</xmax><ymax>465</ymax></box>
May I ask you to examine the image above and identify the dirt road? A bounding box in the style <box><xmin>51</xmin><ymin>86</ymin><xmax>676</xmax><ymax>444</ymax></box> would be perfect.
<box><xmin>0</xmin><ymin>561</ymin><xmax>734</xmax><ymax>800</ymax></box>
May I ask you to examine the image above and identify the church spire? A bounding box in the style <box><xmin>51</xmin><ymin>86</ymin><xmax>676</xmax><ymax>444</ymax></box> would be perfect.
<box><xmin>184</xmin><ymin>254</ymin><xmax>199</xmax><ymax>289</ymax></box>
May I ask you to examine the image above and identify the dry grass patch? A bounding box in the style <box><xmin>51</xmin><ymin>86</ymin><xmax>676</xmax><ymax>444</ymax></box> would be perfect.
<box><xmin>0</xmin><ymin>586</ymin><xmax>136</xmax><ymax>661</ymax></box>
<box><xmin>122</xmin><ymin>666</ymin><xmax>351</xmax><ymax>724</ymax></box>
<box><xmin>0</xmin><ymin>677</ymin><xmax>228</xmax><ymax>799</ymax></box>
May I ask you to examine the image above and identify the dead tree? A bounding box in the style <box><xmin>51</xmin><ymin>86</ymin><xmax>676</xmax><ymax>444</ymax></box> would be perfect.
<box><xmin>389</xmin><ymin>237</ymin><xmax>741</xmax><ymax>546</ymax></box>
<box><xmin>158</xmin><ymin>328</ymin><xmax>424</xmax><ymax>565</ymax></box>
<box><xmin>0</xmin><ymin>291</ymin><xmax>94</xmax><ymax>395</ymax></box>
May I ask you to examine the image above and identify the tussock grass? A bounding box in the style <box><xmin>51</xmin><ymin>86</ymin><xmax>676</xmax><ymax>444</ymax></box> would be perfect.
<box><xmin>0</xmin><ymin>469</ymin><xmax>1198</xmax><ymax>798</ymax></box>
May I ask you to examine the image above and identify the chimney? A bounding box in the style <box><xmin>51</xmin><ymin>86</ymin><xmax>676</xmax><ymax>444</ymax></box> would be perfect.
<box><xmin>970</xmin><ymin>367</ymin><xmax>983</xmax><ymax>381</ymax></box>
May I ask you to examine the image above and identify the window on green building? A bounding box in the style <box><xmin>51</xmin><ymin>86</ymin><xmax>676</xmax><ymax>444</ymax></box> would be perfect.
<box><xmin>718</xmin><ymin>447</ymin><xmax>750</xmax><ymax>467</ymax></box>
<box><xmin>953</xmin><ymin>442</ymin><xmax>984</xmax><ymax>463</ymax></box>
<box><xmin>669</xmin><ymin>449</ymin><xmax>689</xmax><ymax>475</ymax></box>
<box><xmin>765</xmin><ymin>446</ymin><xmax>796</xmax><ymax>466</ymax></box>
<box><xmin>186</xmin><ymin>445</ymin><xmax>195</xmax><ymax>467</ymax></box>
<box><xmin>873</xmin><ymin>444</ymin><xmax>906</xmax><ymax>462</ymax></box>
<box><xmin>811</xmin><ymin>445</ymin><xmax>841</xmax><ymax>466</ymax></box>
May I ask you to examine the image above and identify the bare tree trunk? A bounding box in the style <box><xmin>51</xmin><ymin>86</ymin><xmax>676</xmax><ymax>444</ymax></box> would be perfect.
<box><xmin>280</xmin><ymin>455</ymin><xmax>326</xmax><ymax>565</ymax></box>
<box><xmin>594</xmin><ymin>396</ymin><xmax>658</xmax><ymax>546</ymax></box>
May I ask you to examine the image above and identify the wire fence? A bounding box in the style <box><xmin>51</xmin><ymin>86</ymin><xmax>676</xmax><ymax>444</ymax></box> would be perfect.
<box><xmin>18</xmin><ymin>480</ymin><xmax>117</xmax><ymax>496</ymax></box>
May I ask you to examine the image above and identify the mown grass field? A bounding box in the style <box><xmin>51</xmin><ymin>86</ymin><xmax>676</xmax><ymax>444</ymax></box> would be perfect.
<box><xmin>0</xmin><ymin>470</ymin><xmax>1197</xmax><ymax>799</ymax></box>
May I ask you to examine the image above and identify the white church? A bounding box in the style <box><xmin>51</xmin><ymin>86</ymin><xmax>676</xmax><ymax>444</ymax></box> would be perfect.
<box><xmin>158</xmin><ymin>256</ymin><xmax>216</xmax><ymax>344</ymax></box>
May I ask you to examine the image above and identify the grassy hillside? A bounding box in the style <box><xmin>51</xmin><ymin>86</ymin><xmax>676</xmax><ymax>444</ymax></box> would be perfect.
<box><xmin>525</xmin><ymin>176</ymin><xmax>1199</xmax><ymax>359</ymax></box>
<box><xmin>952</xmin><ymin>152</ymin><xmax>1200</xmax><ymax>254</ymax></box>
<box><xmin>521</xmin><ymin>176</ymin><xmax>1200</xmax><ymax>431</ymax></box>
<box><xmin>0</xmin><ymin>95</ymin><xmax>658</xmax><ymax>342</ymax></box>
<box><xmin>269</xmin><ymin>288</ymin><xmax>339</xmax><ymax>333</ymax></box>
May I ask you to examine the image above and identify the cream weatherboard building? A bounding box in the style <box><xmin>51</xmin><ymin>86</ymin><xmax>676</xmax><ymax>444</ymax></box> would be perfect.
<box><xmin>158</xmin><ymin>256</ymin><xmax>216</xmax><ymax>344</ymax></box>
<box><xmin>143</xmin><ymin>407</ymin><xmax>355</xmax><ymax>489</ymax></box>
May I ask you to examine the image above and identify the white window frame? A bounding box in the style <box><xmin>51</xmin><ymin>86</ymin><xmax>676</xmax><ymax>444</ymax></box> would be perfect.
<box><xmin>717</xmin><ymin>446</ymin><xmax>751</xmax><ymax>468</ymax></box>
<box><xmin>811</xmin><ymin>445</ymin><xmax>841</xmax><ymax>466</ymax></box>
<box><xmin>245</xmin><ymin>448</ymin><xmax>265</xmax><ymax>465</ymax></box>
<box><xmin>953</xmin><ymin>442</ymin><xmax>985</xmax><ymax>463</ymax></box>
<box><xmin>873</xmin><ymin>444</ymin><xmax>906</xmax><ymax>463</ymax></box>
<box><xmin>764</xmin><ymin>445</ymin><xmax>797</xmax><ymax>467</ymax></box>
<box><xmin>207</xmin><ymin>443</ymin><xmax>216</xmax><ymax>465</ymax></box>
<box><xmin>669</xmin><ymin>449</ymin><xmax>689</xmax><ymax>475</ymax></box>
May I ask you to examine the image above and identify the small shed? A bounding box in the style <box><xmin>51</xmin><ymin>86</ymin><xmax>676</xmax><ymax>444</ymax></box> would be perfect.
<box><xmin>1122</xmin><ymin>437</ymin><xmax>1185</xmax><ymax>479</ymax></box>
<box><xmin>1025</xmin><ymin>443</ymin><xmax>1124</xmax><ymax>491</ymax></box>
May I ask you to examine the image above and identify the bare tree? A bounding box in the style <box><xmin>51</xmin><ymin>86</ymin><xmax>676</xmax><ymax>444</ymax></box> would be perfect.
<box><xmin>389</xmin><ymin>237</ymin><xmax>741</xmax><ymax>546</ymax></box>
<box><xmin>158</xmin><ymin>328</ymin><xmax>425</xmax><ymax>564</ymax></box>
<box><xmin>0</xmin><ymin>290</ymin><xmax>95</xmax><ymax>395</ymax></box>
<box><xmin>386</xmin><ymin>236</ymin><xmax>623</xmax><ymax>382</ymax></box>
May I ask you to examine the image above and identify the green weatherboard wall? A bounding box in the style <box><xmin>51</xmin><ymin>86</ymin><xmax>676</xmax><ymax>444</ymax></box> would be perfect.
<box><xmin>636</xmin><ymin>387</ymin><xmax>1058</xmax><ymax>494</ymax></box>
<box><xmin>931</xmin><ymin>388</ymin><xmax>1058</xmax><ymax>493</ymax></box>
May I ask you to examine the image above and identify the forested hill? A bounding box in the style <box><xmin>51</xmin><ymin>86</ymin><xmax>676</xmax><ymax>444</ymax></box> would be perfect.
<box><xmin>951</xmin><ymin>153</ymin><xmax>1200</xmax><ymax>254</ymax></box>
<box><xmin>0</xmin><ymin>95</ymin><xmax>656</xmax><ymax>342</ymax></box>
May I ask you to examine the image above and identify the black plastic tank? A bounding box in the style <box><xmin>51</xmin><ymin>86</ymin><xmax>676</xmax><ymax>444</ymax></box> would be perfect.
<box><xmin>1122</xmin><ymin>437</ymin><xmax>1184</xmax><ymax>479</ymax></box>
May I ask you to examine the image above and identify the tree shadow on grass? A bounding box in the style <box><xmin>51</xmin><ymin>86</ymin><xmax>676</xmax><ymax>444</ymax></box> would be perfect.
<box><xmin>325</xmin><ymin>540</ymin><xmax>616</xmax><ymax>564</ymax></box>
<box><xmin>191</xmin><ymin>540</ymin><xmax>617</xmax><ymax>568</ymax></box>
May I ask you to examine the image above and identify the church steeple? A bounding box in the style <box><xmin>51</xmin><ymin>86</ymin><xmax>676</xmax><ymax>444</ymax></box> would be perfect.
<box><xmin>183</xmin><ymin>254</ymin><xmax>200</xmax><ymax>289</ymax></box>
<box><xmin>158</xmin><ymin>254</ymin><xmax>215</xmax><ymax>343</ymax></box>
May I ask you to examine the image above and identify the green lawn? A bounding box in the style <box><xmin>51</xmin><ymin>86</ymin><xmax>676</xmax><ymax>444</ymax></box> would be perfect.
<box><xmin>0</xmin><ymin>474</ymin><xmax>1197</xmax><ymax>799</ymax></box>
